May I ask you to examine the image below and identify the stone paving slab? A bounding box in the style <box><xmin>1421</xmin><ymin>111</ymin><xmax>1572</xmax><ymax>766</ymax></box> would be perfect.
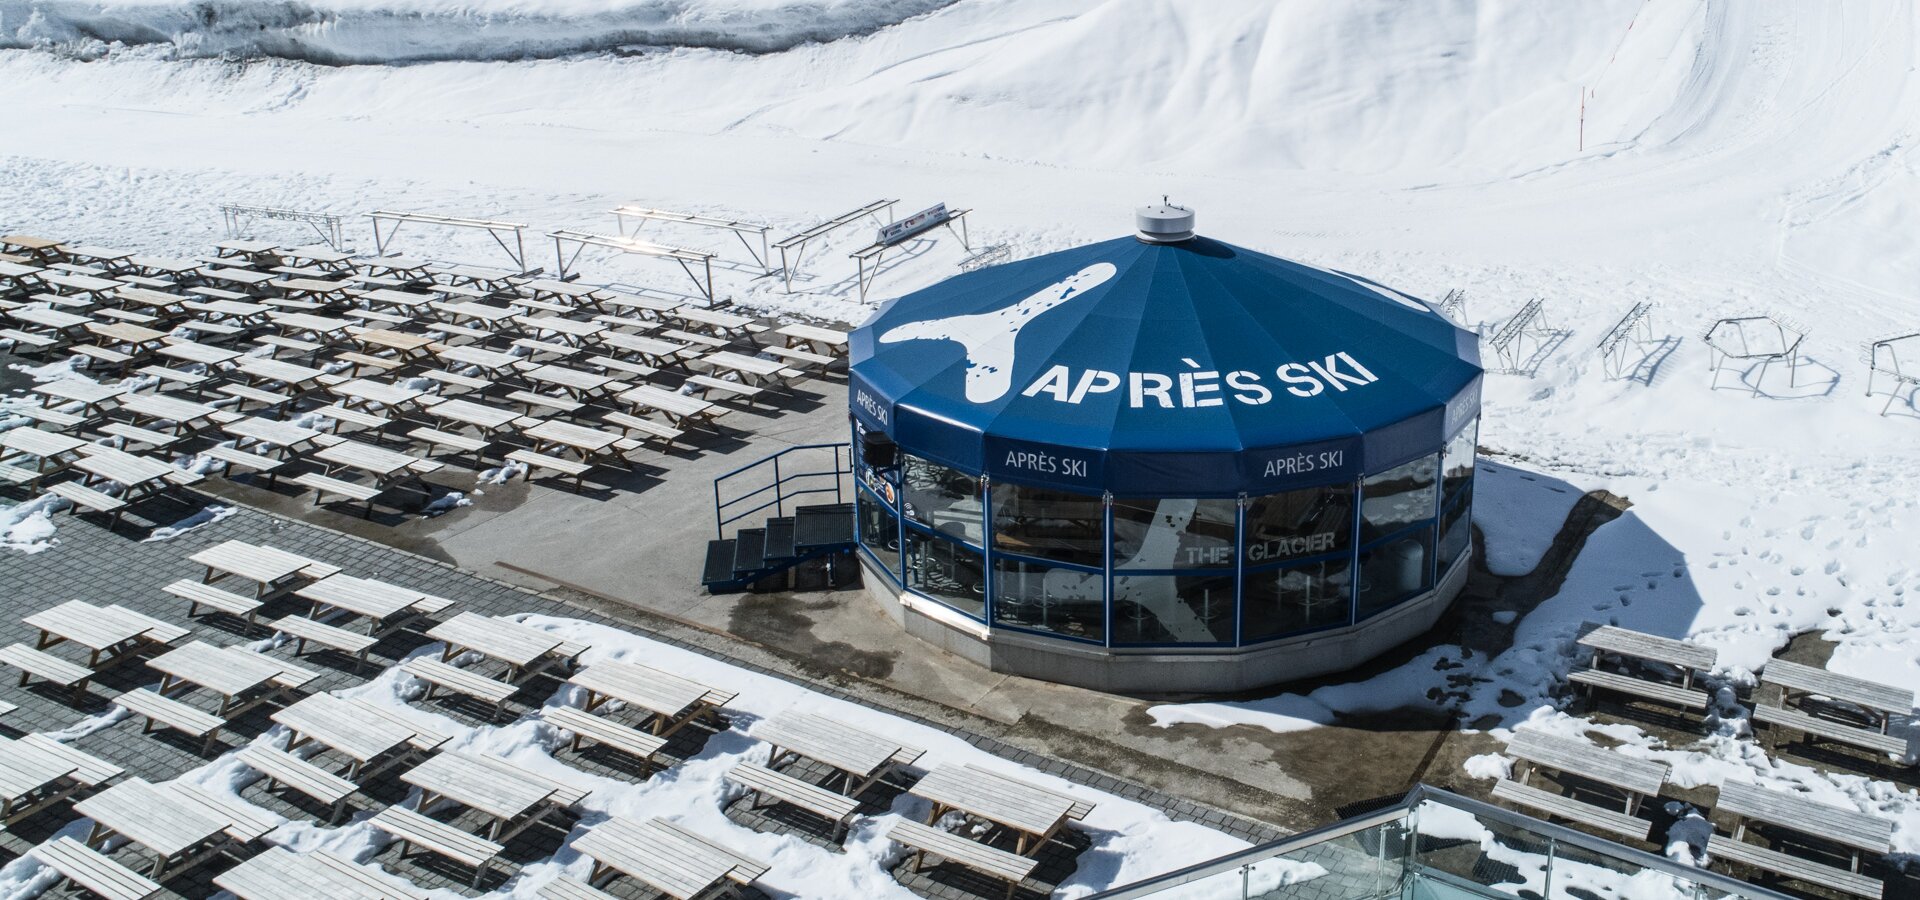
<box><xmin>0</xmin><ymin>495</ymin><xmax>1281</xmax><ymax>899</ymax></box>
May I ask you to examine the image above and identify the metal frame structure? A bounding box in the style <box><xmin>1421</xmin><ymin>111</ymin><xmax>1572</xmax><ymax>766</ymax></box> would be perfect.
<box><xmin>1596</xmin><ymin>301</ymin><xmax>1655</xmax><ymax>378</ymax></box>
<box><xmin>548</xmin><ymin>229</ymin><xmax>717</xmax><ymax>302</ymax></box>
<box><xmin>219</xmin><ymin>203</ymin><xmax>346</xmax><ymax>251</ymax></box>
<box><xmin>957</xmin><ymin>243</ymin><xmax>1013</xmax><ymax>273</ymax></box>
<box><xmin>1485</xmin><ymin>298</ymin><xmax>1554</xmax><ymax>374</ymax></box>
<box><xmin>1863</xmin><ymin>332</ymin><xmax>1920</xmax><ymax>415</ymax></box>
<box><xmin>368</xmin><ymin>210</ymin><xmax>529</xmax><ymax>271</ymax></box>
<box><xmin>771</xmin><ymin>199</ymin><xmax>896</xmax><ymax>292</ymax></box>
<box><xmin>611</xmin><ymin>206</ymin><xmax>774</xmax><ymax>275</ymax></box>
<box><xmin>1437</xmin><ymin>287</ymin><xmax>1468</xmax><ymax>324</ymax></box>
<box><xmin>851</xmin><ymin>205</ymin><xmax>972</xmax><ymax>301</ymax></box>
<box><xmin>1704</xmin><ymin>314</ymin><xmax>1807</xmax><ymax>394</ymax></box>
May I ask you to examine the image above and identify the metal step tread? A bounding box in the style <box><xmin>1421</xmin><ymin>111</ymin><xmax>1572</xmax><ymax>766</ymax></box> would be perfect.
<box><xmin>763</xmin><ymin>517</ymin><xmax>797</xmax><ymax>561</ymax></box>
<box><xmin>732</xmin><ymin>528</ymin><xmax>768</xmax><ymax>575</ymax></box>
<box><xmin>792</xmin><ymin>503</ymin><xmax>855</xmax><ymax>549</ymax></box>
<box><xmin>701</xmin><ymin>540</ymin><xmax>739</xmax><ymax>586</ymax></box>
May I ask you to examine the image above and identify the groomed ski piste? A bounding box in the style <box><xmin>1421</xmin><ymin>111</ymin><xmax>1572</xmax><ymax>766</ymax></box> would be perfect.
<box><xmin>3</xmin><ymin>0</ymin><xmax>1920</xmax><ymax>894</ymax></box>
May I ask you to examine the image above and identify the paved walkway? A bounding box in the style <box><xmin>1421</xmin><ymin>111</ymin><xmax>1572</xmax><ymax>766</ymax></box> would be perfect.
<box><xmin>0</xmin><ymin>499</ymin><xmax>1280</xmax><ymax>899</ymax></box>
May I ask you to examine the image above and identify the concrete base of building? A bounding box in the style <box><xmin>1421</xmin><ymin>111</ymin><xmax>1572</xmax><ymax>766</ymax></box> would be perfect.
<box><xmin>859</xmin><ymin>550</ymin><xmax>1470</xmax><ymax>694</ymax></box>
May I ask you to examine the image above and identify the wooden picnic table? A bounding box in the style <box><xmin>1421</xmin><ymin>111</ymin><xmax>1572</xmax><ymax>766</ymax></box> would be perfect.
<box><xmin>86</xmin><ymin>321</ymin><xmax>170</xmax><ymax>353</ymax></box>
<box><xmin>1578</xmin><ymin>623</ymin><xmax>1717</xmax><ymax>690</ymax></box>
<box><xmin>277</xmin><ymin>277</ymin><xmax>356</xmax><ymax>301</ymax></box>
<box><xmin>282</xmin><ymin>245</ymin><xmax>355</xmax><ymax>269</ymax></box>
<box><xmin>191</xmin><ymin>539</ymin><xmax>340</xmax><ymax>597</ymax></box>
<box><xmin>70</xmin><ymin>446</ymin><xmax>174</xmax><ymax>501</ymax></box>
<box><xmin>126</xmin><ymin>256</ymin><xmax>203</xmax><ymax>277</ymax></box>
<box><xmin>1506</xmin><ymin>727</ymin><xmax>1669</xmax><ymax>816</ymax></box>
<box><xmin>520</xmin><ymin>278</ymin><xmax>601</xmax><ymax>303</ymax></box>
<box><xmin>157</xmin><ymin>339</ymin><xmax>242</xmax><ymax>367</ymax></box>
<box><xmin>275</xmin><ymin>693</ymin><xmax>447</xmax><ymax>779</ymax></box>
<box><xmin>597</xmin><ymin>331</ymin><xmax>695</xmax><ymax>367</ymax></box>
<box><xmin>0</xmin><ymin>426</ymin><xmax>87</xmax><ymax>473</ymax></box>
<box><xmin>113</xmin><ymin>286</ymin><xmax>193</xmax><ymax>315</ymax></box>
<box><xmin>9</xmin><ymin>306</ymin><xmax>92</xmax><ymax>339</ymax></box>
<box><xmin>358</xmin><ymin>288</ymin><xmax>437</xmax><ymax>312</ymax></box>
<box><xmin>434</xmin><ymin>264</ymin><xmax>523</xmax><ymax>291</ymax></box>
<box><xmin>39</xmin><ymin>272</ymin><xmax>123</xmax><ymax>298</ymax></box>
<box><xmin>523</xmin><ymin>420</ymin><xmax>625</xmax><ymax>466</ymax></box>
<box><xmin>515</xmin><ymin>314</ymin><xmax>605</xmax><ymax>346</ymax></box>
<box><xmin>0</xmin><ymin>736</ymin><xmax>83</xmax><ymax>823</ymax></box>
<box><xmin>420</xmin><ymin>397</ymin><xmax>520</xmax><ymax>435</ymax></box>
<box><xmin>523</xmin><ymin>363</ymin><xmax>616</xmax><ymax>400</ymax></box>
<box><xmin>567</xmin><ymin>660</ymin><xmax>736</xmax><ymax>737</ymax></box>
<box><xmin>233</xmin><ymin>357</ymin><xmax>330</xmax><ymax>391</ymax></box>
<box><xmin>598</xmin><ymin>291</ymin><xmax>683</xmax><ymax>319</ymax></box>
<box><xmin>296</xmin><ymin>574</ymin><xmax>453</xmax><ymax>635</ymax></box>
<box><xmin>117</xmin><ymin>393</ymin><xmax>220</xmax><ymax>434</ymax></box>
<box><xmin>426</xmin><ymin>612</ymin><xmax>575</xmax><ymax>684</ymax></box>
<box><xmin>267</xmin><ymin>311</ymin><xmax>356</xmax><ymax>342</ymax></box>
<box><xmin>315</xmin><ymin>439</ymin><xmax>439</xmax><ymax>487</ymax></box>
<box><xmin>620</xmin><ymin>384</ymin><xmax>718</xmax><ymax>427</ymax></box>
<box><xmin>222</xmin><ymin>416</ymin><xmax>326</xmax><ymax>457</ymax></box>
<box><xmin>360</xmin><ymin>256</ymin><xmax>433</xmax><ymax>279</ymax></box>
<box><xmin>329</xmin><ymin>378</ymin><xmax>426</xmax><ymax>413</ymax></box>
<box><xmin>148</xmin><ymin>640</ymin><xmax>307</xmax><ymax>716</ymax></box>
<box><xmin>351</xmin><ymin>329</ymin><xmax>439</xmax><ymax>361</ymax></box>
<box><xmin>201</xmin><ymin>267</ymin><xmax>280</xmax><ymax>290</ymax></box>
<box><xmin>572</xmin><ymin>817</ymin><xmax>767</xmax><ymax>900</ymax></box>
<box><xmin>436</xmin><ymin>343</ymin><xmax>521</xmax><ymax>376</ymax></box>
<box><xmin>1717</xmin><ymin>779</ymin><xmax>1891</xmax><ymax>872</ymax></box>
<box><xmin>74</xmin><ymin>778</ymin><xmax>234</xmax><ymax>879</ymax></box>
<box><xmin>190</xmin><ymin>298</ymin><xmax>272</xmax><ymax>324</ymax></box>
<box><xmin>701</xmin><ymin>350</ymin><xmax>793</xmax><ymax>386</ymax></box>
<box><xmin>24</xmin><ymin>600</ymin><xmax>180</xmax><ymax>667</ymax></box>
<box><xmin>777</xmin><ymin>322</ymin><xmax>849</xmax><ymax>355</ymax></box>
<box><xmin>754</xmin><ymin>710</ymin><xmax>925</xmax><ymax>798</ymax></box>
<box><xmin>431</xmin><ymin>300</ymin><xmax>519</xmax><ymax>328</ymax></box>
<box><xmin>1762</xmin><ymin>658</ymin><xmax>1914</xmax><ymax>733</ymax></box>
<box><xmin>911</xmin><ymin>764</ymin><xmax>1090</xmax><ymax>856</ymax></box>
<box><xmin>32</xmin><ymin>378</ymin><xmax>126</xmax><ymax>417</ymax></box>
<box><xmin>400</xmin><ymin>751</ymin><xmax>580</xmax><ymax>841</ymax></box>
<box><xmin>672</xmin><ymin>306</ymin><xmax>756</xmax><ymax>337</ymax></box>
<box><xmin>216</xmin><ymin>239</ymin><xmax>281</xmax><ymax>258</ymax></box>
<box><xmin>217</xmin><ymin>846</ymin><xmax>426</xmax><ymax>900</ymax></box>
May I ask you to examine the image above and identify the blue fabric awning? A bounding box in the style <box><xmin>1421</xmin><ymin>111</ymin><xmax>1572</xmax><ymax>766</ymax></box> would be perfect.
<box><xmin>849</xmin><ymin>235</ymin><xmax>1482</xmax><ymax>497</ymax></box>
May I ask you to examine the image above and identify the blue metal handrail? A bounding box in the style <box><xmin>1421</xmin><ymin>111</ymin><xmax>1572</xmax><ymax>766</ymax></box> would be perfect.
<box><xmin>713</xmin><ymin>442</ymin><xmax>851</xmax><ymax>539</ymax></box>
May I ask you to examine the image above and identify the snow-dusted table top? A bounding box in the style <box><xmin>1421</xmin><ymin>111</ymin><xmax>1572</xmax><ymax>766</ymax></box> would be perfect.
<box><xmin>1506</xmin><ymin>728</ymin><xmax>1668</xmax><ymax>798</ymax></box>
<box><xmin>776</xmin><ymin>322</ymin><xmax>849</xmax><ymax>348</ymax></box>
<box><xmin>1760</xmin><ymin>658</ymin><xmax>1914</xmax><ymax>716</ymax></box>
<box><xmin>1716</xmin><ymin>780</ymin><xmax>1891</xmax><ymax>853</ymax></box>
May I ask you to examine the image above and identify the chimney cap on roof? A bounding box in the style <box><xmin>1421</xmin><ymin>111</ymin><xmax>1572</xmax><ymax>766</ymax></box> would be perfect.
<box><xmin>1136</xmin><ymin>197</ymin><xmax>1195</xmax><ymax>243</ymax></box>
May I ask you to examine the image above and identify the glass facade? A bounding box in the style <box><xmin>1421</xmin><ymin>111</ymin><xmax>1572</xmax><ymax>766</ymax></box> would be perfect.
<box><xmin>855</xmin><ymin>427</ymin><xmax>1477</xmax><ymax>647</ymax></box>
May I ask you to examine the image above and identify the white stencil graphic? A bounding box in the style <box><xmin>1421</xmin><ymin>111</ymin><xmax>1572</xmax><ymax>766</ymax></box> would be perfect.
<box><xmin>878</xmin><ymin>262</ymin><xmax>1117</xmax><ymax>403</ymax></box>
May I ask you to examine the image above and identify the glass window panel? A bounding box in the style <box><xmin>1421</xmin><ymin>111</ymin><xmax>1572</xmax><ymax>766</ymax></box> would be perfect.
<box><xmin>905</xmin><ymin>530</ymin><xmax>985</xmax><ymax>619</ymax></box>
<box><xmin>1361</xmin><ymin>455</ymin><xmax>1438</xmax><ymax>541</ymax></box>
<box><xmin>899</xmin><ymin>455</ymin><xmax>984</xmax><ymax>545</ymax></box>
<box><xmin>1442</xmin><ymin>419</ymin><xmax>1476</xmax><ymax>502</ymax></box>
<box><xmin>856</xmin><ymin>490</ymin><xmax>901</xmax><ymax>580</ymax></box>
<box><xmin>1242</xmin><ymin>557</ymin><xmax>1354</xmax><ymax>640</ymax></box>
<box><xmin>1438</xmin><ymin>487</ymin><xmax>1472</xmax><ymax>574</ymax></box>
<box><xmin>1244</xmin><ymin>484</ymin><xmax>1353</xmax><ymax>564</ymax></box>
<box><xmin>1357</xmin><ymin>530</ymin><xmax>1434</xmax><ymax>619</ymax></box>
<box><xmin>991</xmin><ymin>556</ymin><xmax>1105</xmax><ymax>642</ymax></box>
<box><xmin>991</xmin><ymin>483</ymin><xmax>1105</xmax><ymax>567</ymax></box>
<box><xmin>1111</xmin><ymin>497</ymin><xmax>1238</xmax><ymax>569</ymax></box>
<box><xmin>1111</xmin><ymin>573</ymin><xmax>1234</xmax><ymax>644</ymax></box>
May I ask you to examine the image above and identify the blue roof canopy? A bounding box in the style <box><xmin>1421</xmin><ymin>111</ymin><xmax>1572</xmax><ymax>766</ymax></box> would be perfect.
<box><xmin>849</xmin><ymin>235</ymin><xmax>1482</xmax><ymax>497</ymax></box>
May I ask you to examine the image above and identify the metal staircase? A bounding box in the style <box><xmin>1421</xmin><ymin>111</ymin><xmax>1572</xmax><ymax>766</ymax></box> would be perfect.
<box><xmin>702</xmin><ymin>444</ymin><xmax>857</xmax><ymax>592</ymax></box>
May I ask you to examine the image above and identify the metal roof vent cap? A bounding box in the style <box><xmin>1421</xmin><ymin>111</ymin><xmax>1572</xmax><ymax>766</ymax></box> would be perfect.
<box><xmin>1136</xmin><ymin>197</ymin><xmax>1195</xmax><ymax>244</ymax></box>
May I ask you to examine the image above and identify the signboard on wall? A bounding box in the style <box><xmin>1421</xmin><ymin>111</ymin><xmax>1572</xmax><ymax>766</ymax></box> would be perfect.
<box><xmin>877</xmin><ymin>203</ymin><xmax>949</xmax><ymax>246</ymax></box>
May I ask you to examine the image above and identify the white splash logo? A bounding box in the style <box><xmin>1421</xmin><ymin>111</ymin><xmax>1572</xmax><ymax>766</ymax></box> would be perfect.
<box><xmin>878</xmin><ymin>262</ymin><xmax>1116</xmax><ymax>403</ymax></box>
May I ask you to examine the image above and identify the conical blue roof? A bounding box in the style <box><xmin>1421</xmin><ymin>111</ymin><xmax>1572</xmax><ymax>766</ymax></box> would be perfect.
<box><xmin>849</xmin><ymin>235</ymin><xmax>1482</xmax><ymax>497</ymax></box>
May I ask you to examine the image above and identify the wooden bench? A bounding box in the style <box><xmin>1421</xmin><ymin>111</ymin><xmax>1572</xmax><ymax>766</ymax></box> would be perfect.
<box><xmin>163</xmin><ymin>578</ymin><xmax>262</xmax><ymax>628</ymax></box>
<box><xmin>1708</xmin><ymin>835</ymin><xmax>1881</xmax><ymax>898</ymax></box>
<box><xmin>505</xmin><ymin>390</ymin><xmax>583</xmax><ymax>416</ymax></box>
<box><xmin>70</xmin><ymin>344</ymin><xmax>134</xmax><ymax>370</ymax></box>
<box><xmin>45</xmin><ymin>481</ymin><xmax>128</xmax><ymax>529</ymax></box>
<box><xmin>507</xmin><ymin>449</ymin><xmax>592</xmax><ymax>493</ymax></box>
<box><xmin>30</xmin><ymin>836</ymin><xmax>162</xmax><ymax>900</ymax></box>
<box><xmin>16</xmin><ymin>405</ymin><xmax>87</xmax><ymax>430</ymax></box>
<box><xmin>726</xmin><ymin>761</ymin><xmax>861</xmax><ymax>839</ymax></box>
<box><xmin>199</xmin><ymin>445</ymin><xmax>284</xmax><ymax>486</ymax></box>
<box><xmin>101</xmin><ymin>422</ymin><xmax>181</xmax><ymax>450</ymax></box>
<box><xmin>402</xmin><ymin>657</ymin><xmax>518</xmax><ymax>715</ymax></box>
<box><xmin>601</xmin><ymin>411</ymin><xmax>684</xmax><ymax>445</ymax></box>
<box><xmin>369</xmin><ymin>805</ymin><xmax>506</xmax><ymax>888</ymax></box>
<box><xmin>684</xmin><ymin>374</ymin><xmax>763</xmax><ymax>401</ymax></box>
<box><xmin>1568</xmin><ymin>668</ymin><xmax>1708</xmax><ymax>711</ymax></box>
<box><xmin>537</xmin><ymin>877</ymin><xmax>620</xmax><ymax>900</ymax></box>
<box><xmin>410</xmin><ymin>427</ymin><xmax>488</xmax><ymax>460</ymax></box>
<box><xmin>1492</xmin><ymin>778</ymin><xmax>1648</xmax><ymax>838</ymax></box>
<box><xmin>887</xmin><ymin>819</ymin><xmax>1038</xmax><ymax>900</ymax></box>
<box><xmin>0</xmin><ymin>328</ymin><xmax>58</xmax><ymax>350</ymax></box>
<box><xmin>111</xmin><ymin>688</ymin><xmax>226</xmax><ymax>754</ymax></box>
<box><xmin>236</xmin><ymin>743</ymin><xmax>358</xmax><ymax>823</ymax></box>
<box><xmin>292</xmin><ymin>472</ymin><xmax>381</xmax><ymax>517</ymax></box>
<box><xmin>544</xmin><ymin>705</ymin><xmax>667</xmax><ymax>765</ymax></box>
<box><xmin>0</xmin><ymin>642</ymin><xmax>94</xmax><ymax>701</ymax></box>
<box><xmin>1753</xmin><ymin>702</ymin><xmax>1908</xmax><ymax>758</ymax></box>
<box><xmin>0</xmin><ymin>462</ymin><xmax>50</xmax><ymax>489</ymax></box>
<box><xmin>270</xmin><ymin>614</ymin><xmax>378</xmax><ymax>672</ymax></box>
<box><xmin>135</xmin><ymin>365</ymin><xmax>209</xmax><ymax>390</ymax></box>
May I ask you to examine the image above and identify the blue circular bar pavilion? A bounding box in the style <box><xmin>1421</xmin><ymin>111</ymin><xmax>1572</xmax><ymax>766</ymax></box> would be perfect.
<box><xmin>848</xmin><ymin>205</ymin><xmax>1483</xmax><ymax>692</ymax></box>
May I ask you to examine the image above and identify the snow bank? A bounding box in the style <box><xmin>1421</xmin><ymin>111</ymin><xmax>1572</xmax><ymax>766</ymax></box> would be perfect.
<box><xmin>0</xmin><ymin>495</ymin><xmax>62</xmax><ymax>554</ymax></box>
<box><xmin>0</xmin><ymin>0</ymin><xmax>955</xmax><ymax>63</ymax></box>
<box><xmin>1147</xmin><ymin>645</ymin><xmax>1466</xmax><ymax>734</ymax></box>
